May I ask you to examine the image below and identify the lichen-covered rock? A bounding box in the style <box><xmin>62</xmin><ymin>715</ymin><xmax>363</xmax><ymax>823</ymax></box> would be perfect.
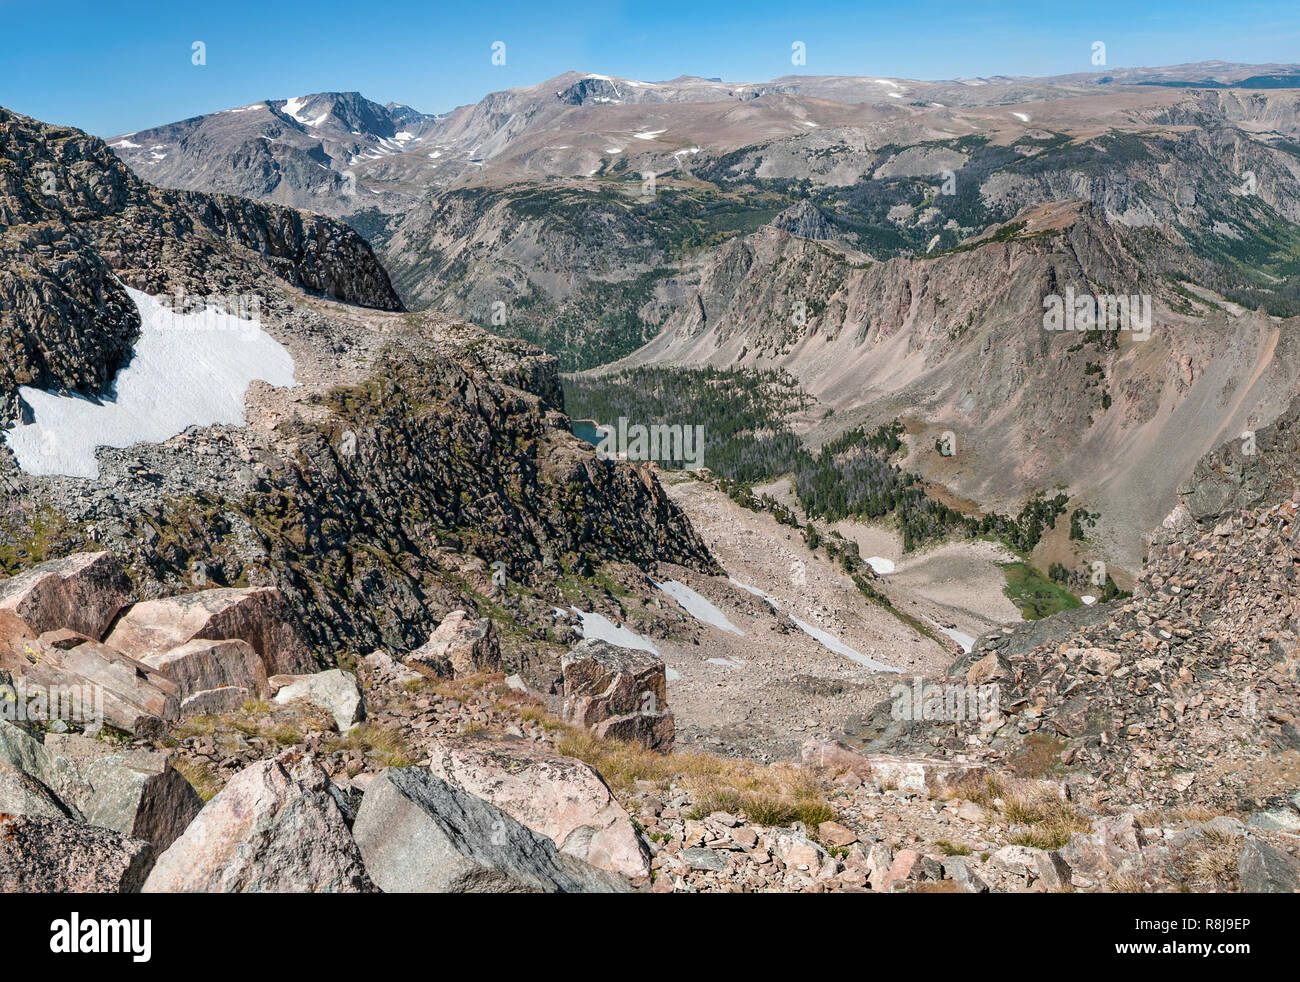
<box><xmin>0</xmin><ymin>813</ymin><xmax>151</xmax><ymax>892</ymax></box>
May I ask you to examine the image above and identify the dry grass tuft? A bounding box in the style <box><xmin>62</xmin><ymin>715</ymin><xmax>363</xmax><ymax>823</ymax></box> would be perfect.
<box><xmin>554</xmin><ymin>727</ymin><xmax>836</xmax><ymax>828</ymax></box>
<box><xmin>172</xmin><ymin>756</ymin><xmax>224</xmax><ymax>802</ymax></box>
<box><xmin>1004</xmin><ymin>791</ymin><xmax>1092</xmax><ymax>850</ymax></box>
<box><xmin>322</xmin><ymin>723</ymin><xmax>416</xmax><ymax>768</ymax></box>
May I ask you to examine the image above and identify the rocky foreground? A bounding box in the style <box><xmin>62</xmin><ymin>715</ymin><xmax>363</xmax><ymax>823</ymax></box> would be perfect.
<box><xmin>2</xmin><ymin>527</ymin><xmax>1298</xmax><ymax>892</ymax></box>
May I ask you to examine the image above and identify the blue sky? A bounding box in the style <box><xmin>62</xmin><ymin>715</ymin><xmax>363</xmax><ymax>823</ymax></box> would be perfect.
<box><xmin>1</xmin><ymin>0</ymin><xmax>1296</xmax><ymax>135</ymax></box>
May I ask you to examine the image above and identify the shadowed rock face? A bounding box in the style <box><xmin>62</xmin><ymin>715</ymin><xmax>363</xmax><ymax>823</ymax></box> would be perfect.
<box><xmin>0</xmin><ymin>551</ymin><xmax>131</xmax><ymax>640</ymax></box>
<box><xmin>0</xmin><ymin>106</ymin><xmax>401</xmax><ymax>423</ymax></box>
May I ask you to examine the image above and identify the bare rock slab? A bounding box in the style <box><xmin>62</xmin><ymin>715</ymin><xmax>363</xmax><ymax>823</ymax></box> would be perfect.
<box><xmin>15</xmin><ymin>638</ymin><xmax>179</xmax><ymax>733</ymax></box>
<box><xmin>0</xmin><ymin>719</ymin><xmax>84</xmax><ymax>806</ymax></box>
<box><xmin>0</xmin><ymin>760</ymin><xmax>72</xmax><ymax>819</ymax></box>
<box><xmin>428</xmin><ymin>737</ymin><xmax>650</xmax><ymax>879</ymax></box>
<box><xmin>0</xmin><ymin>813</ymin><xmax>151</xmax><ymax>892</ymax></box>
<box><xmin>143</xmin><ymin>749</ymin><xmax>371</xmax><ymax>893</ymax></box>
<box><xmin>1238</xmin><ymin>838</ymin><xmax>1300</xmax><ymax>893</ymax></box>
<box><xmin>353</xmin><ymin>767</ymin><xmax>633</xmax><ymax>893</ymax></box>
<box><xmin>140</xmin><ymin>638</ymin><xmax>268</xmax><ymax>702</ymax></box>
<box><xmin>0</xmin><ymin>552</ymin><xmax>131</xmax><ymax>641</ymax></box>
<box><xmin>106</xmin><ymin>587</ymin><xmax>316</xmax><ymax>677</ymax></box>
<box><xmin>77</xmin><ymin>749</ymin><xmax>202</xmax><ymax>855</ymax></box>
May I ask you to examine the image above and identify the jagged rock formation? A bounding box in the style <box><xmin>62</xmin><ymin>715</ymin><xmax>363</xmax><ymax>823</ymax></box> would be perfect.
<box><xmin>0</xmin><ymin>106</ymin><xmax>719</xmax><ymax>685</ymax></box>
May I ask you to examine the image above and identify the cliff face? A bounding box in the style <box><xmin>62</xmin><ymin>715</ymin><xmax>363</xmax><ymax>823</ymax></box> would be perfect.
<box><xmin>0</xmin><ymin>106</ymin><xmax>401</xmax><ymax>422</ymax></box>
<box><xmin>107</xmin><ymin>328</ymin><xmax>717</xmax><ymax>656</ymax></box>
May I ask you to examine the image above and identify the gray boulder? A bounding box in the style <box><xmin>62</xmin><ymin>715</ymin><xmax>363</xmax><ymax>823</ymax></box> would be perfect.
<box><xmin>77</xmin><ymin>749</ymin><xmax>202</xmax><ymax>854</ymax></box>
<box><xmin>271</xmin><ymin>669</ymin><xmax>364</xmax><ymax>732</ymax></box>
<box><xmin>1238</xmin><ymin>838</ymin><xmax>1300</xmax><ymax>893</ymax></box>
<box><xmin>353</xmin><ymin>767</ymin><xmax>632</xmax><ymax>893</ymax></box>
<box><xmin>0</xmin><ymin>760</ymin><xmax>71</xmax><ymax>819</ymax></box>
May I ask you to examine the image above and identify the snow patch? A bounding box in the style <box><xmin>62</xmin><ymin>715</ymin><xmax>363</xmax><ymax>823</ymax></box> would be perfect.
<box><xmin>656</xmin><ymin>580</ymin><xmax>744</xmax><ymax>635</ymax></box>
<box><xmin>923</xmin><ymin>616</ymin><xmax>976</xmax><ymax>653</ymax></box>
<box><xmin>790</xmin><ymin>616</ymin><xmax>900</xmax><ymax>672</ymax></box>
<box><xmin>5</xmin><ymin>287</ymin><xmax>296</xmax><ymax>479</ymax></box>
<box><xmin>866</xmin><ymin>556</ymin><xmax>895</xmax><ymax>575</ymax></box>
<box><xmin>569</xmin><ymin>608</ymin><xmax>659</xmax><ymax>655</ymax></box>
<box><xmin>727</xmin><ymin>577</ymin><xmax>897</xmax><ymax>672</ymax></box>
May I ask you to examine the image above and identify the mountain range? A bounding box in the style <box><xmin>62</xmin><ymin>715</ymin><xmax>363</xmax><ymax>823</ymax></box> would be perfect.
<box><xmin>108</xmin><ymin>63</ymin><xmax>1300</xmax><ymax>577</ymax></box>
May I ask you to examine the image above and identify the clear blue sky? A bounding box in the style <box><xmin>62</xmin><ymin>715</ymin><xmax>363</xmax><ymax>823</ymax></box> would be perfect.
<box><xmin>1</xmin><ymin>0</ymin><xmax>1296</xmax><ymax>136</ymax></box>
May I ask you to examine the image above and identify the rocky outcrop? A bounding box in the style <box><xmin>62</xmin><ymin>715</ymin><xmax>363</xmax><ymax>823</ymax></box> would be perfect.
<box><xmin>352</xmin><ymin>766</ymin><xmax>631</xmax><ymax>893</ymax></box>
<box><xmin>427</xmin><ymin>737</ymin><xmax>650</xmax><ymax>878</ymax></box>
<box><xmin>139</xmin><ymin>638</ymin><xmax>269</xmax><ymax>702</ymax></box>
<box><xmin>94</xmin><ymin>341</ymin><xmax>719</xmax><ymax>661</ymax></box>
<box><xmin>0</xmin><ymin>556</ymin><xmax>346</xmax><ymax>735</ymax></box>
<box><xmin>0</xmin><ymin>106</ymin><xmax>401</xmax><ymax>423</ymax></box>
<box><xmin>1179</xmin><ymin>389</ymin><xmax>1300</xmax><ymax>524</ymax></box>
<box><xmin>8</xmin><ymin>637</ymin><xmax>180</xmax><ymax>734</ymax></box>
<box><xmin>0</xmin><ymin>722</ymin><xmax>199</xmax><ymax>854</ymax></box>
<box><xmin>562</xmin><ymin>639</ymin><xmax>675</xmax><ymax>749</ymax></box>
<box><xmin>903</xmin><ymin>490</ymin><xmax>1300</xmax><ymax>814</ymax></box>
<box><xmin>106</xmin><ymin>588</ymin><xmax>316</xmax><ymax>677</ymax></box>
<box><xmin>144</xmin><ymin>750</ymin><xmax>371</xmax><ymax>893</ymax></box>
<box><xmin>770</xmin><ymin>201</ymin><xmax>838</xmax><ymax>240</ymax></box>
